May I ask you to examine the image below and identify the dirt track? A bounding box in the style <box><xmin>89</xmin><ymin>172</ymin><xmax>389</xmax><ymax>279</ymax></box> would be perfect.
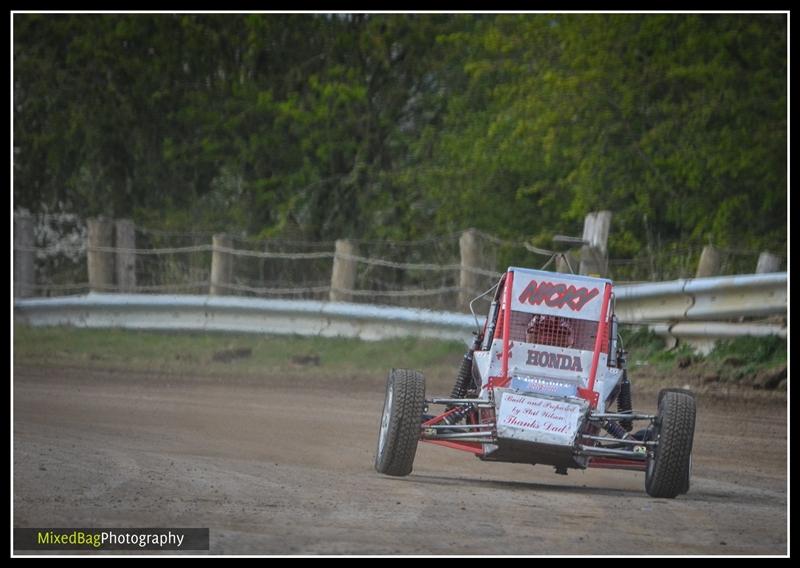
<box><xmin>14</xmin><ymin>365</ymin><xmax>787</xmax><ymax>555</ymax></box>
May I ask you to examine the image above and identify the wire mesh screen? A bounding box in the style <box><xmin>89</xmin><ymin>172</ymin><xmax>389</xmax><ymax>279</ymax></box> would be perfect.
<box><xmin>348</xmin><ymin>234</ymin><xmax>462</xmax><ymax>311</ymax></box>
<box><xmin>226</xmin><ymin>235</ymin><xmax>333</xmax><ymax>300</ymax></box>
<box><xmin>607</xmin><ymin>245</ymin><xmax>785</xmax><ymax>283</ymax></box>
<box><xmin>14</xmin><ymin>215</ymin><xmax>786</xmax><ymax>308</ymax></box>
<box><xmin>506</xmin><ymin>310</ymin><xmax>608</xmax><ymax>353</ymax></box>
<box><xmin>133</xmin><ymin>228</ymin><xmax>212</xmax><ymax>293</ymax></box>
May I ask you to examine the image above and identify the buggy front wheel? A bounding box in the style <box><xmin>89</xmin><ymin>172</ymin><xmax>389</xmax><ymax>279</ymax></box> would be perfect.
<box><xmin>375</xmin><ymin>369</ymin><xmax>426</xmax><ymax>477</ymax></box>
<box><xmin>645</xmin><ymin>389</ymin><xmax>696</xmax><ymax>498</ymax></box>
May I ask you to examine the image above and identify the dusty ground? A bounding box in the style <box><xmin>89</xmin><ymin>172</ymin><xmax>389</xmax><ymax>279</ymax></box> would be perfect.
<box><xmin>13</xmin><ymin>364</ymin><xmax>787</xmax><ymax>555</ymax></box>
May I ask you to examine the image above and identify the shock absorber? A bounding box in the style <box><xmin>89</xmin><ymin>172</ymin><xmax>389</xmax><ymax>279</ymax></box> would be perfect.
<box><xmin>603</xmin><ymin>419</ymin><xmax>632</xmax><ymax>439</ymax></box>
<box><xmin>445</xmin><ymin>334</ymin><xmax>482</xmax><ymax>424</ymax></box>
<box><xmin>616</xmin><ymin>368</ymin><xmax>633</xmax><ymax>432</ymax></box>
<box><xmin>449</xmin><ymin>334</ymin><xmax>481</xmax><ymax>400</ymax></box>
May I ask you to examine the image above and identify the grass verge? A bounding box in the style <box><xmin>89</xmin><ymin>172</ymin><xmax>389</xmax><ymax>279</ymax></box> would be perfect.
<box><xmin>14</xmin><ymin>323</ymin><xmax>786</xmax><ymax>396</ymax></box>
<box><xmin>620</xmin><ymin>327</ymin><xmax>787</xmax><ymax>392</ymax></box>
<box><xmin>13</xmin><ymin>323</ymin><xmax>467</xmax><ymax>382</ymax></box>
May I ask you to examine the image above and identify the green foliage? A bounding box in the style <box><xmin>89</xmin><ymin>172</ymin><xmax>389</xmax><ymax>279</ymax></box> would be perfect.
<box><xmin>705</xmin><ymin>335</ymin><xmax>786</xmax><ymax>383</ymax></box>
<box><xmin>620</xmin><ymin>326</ymin><xmax>666</xmax><ymax>358</ymax></box>
<box><xmin>619</xmin><ymin>326</ymin><xmax>697</xmax><ymax>372</ymax></box>
<box><xmin>708</xmin><ymin>335</ymin><xmax>787</xmax><ymax>368</ymax></box>
<box><xmin>423</xmin><ymin>14</ymin><xmax>786</xmax><ymax>265</ymax></box>
<box><xmin>14</xmin><ymin>14</ymin><xmax>786</xmax><ymax>260</ymax></box>
<box><xmin>620</xmin><ymin>327</ymin><xmax>786</xmax><ymax>382</ymax></box>
<box><xmin>649</xmin><ymin>343</ymin><xmax>697</xmax><ymax>367</ymax></box>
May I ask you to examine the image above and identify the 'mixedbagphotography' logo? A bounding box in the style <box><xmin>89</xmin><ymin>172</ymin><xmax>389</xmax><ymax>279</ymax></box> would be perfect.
<box><xmin>14</xmin><ymin>528</ymin><xmax>209</xmax><ymax>551</ymax></box>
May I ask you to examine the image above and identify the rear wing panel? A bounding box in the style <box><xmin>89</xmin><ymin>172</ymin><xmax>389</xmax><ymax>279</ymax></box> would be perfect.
<box><xmin>509</xmin><ymin>267</ymin><xmax>611</xmax><ymax>322</ymax></box>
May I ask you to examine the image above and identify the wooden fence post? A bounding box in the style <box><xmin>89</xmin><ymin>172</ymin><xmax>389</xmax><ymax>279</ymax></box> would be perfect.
<box><xmin>14</xmin><ymin>214</ymin><xmax>35</xmax><ymax>298</ymax></box>
<box><xmin>579</xmin><ymin>211</ymin><xmax>612</xmax><ymax>277</ymax></box>
<box><xmin>115</xmin><ymin>219</ymin><xmax>136</xmax><ymax>292</ymax></box>
<box><xmin>695</xmin><ymin>245</ymin><xmax>722</xmax><ymax>278</ymax></box>
<box><xmin>330</xmin><ymin>239</ymin><xmax>358</xmax><ymax>302</ymax></box>
<box><xmin>210</xmin><ymin>234</ymin><xmax>234</xmax><ymax>295</ymax></box>
<box><xmin>459</xmin><ymin>228</ymin><xmax>482</xmax><ymax>309</ymax></box>
<box><xmin>756</xmin><ymin>251</ymin><xmax>781</xmax><ymax>274</ymax></box>
<box><xmin>87</xmin><ymin>217</ymin><xmax>115</xmax><ymax>292</ymax></box>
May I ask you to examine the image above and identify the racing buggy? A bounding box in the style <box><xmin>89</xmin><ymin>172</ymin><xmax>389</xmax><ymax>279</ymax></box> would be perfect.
<box><xmin>375</xmin><ymin>266</ymin><xmax>696</xmax><ymax>498</ymax></box>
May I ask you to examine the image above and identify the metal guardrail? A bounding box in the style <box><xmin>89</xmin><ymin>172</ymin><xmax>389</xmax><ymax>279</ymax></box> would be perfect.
<box><xmin>614</xmin><ymin>272</ymin><xmax>787</xmax><ymax>322</ymax></box>
<box><xmin>648</xmin><ymin>321</ymin><xmax>787</xmax><ymax>354</ymax></box>
<box><xmin>13</xmin><ymin>273</ymin><xmax>787</xmax><ymax>348</ymax></box>
<box><xmin>12</xmin><ymin>293</ymin><xmax>478</xmax><ymax>343</ymax></box>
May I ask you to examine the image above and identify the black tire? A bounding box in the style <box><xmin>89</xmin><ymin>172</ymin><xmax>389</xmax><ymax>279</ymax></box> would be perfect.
<box><xmin>657</xmin><ymin>387</ymin><xmax>695</xmax><ymax>407</ymax></box>
<box><xmin>375</xmin><ymin>368</ymin><xmax>426</xmax><ymax>477</ymax></box>
<box><xmin>645</xmin><ymin>390</ymin><xmax>696</xmax><ymax>498</ymax></box>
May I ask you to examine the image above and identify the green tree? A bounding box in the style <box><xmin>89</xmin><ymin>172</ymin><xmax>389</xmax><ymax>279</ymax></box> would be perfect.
<box><xmin>14</xmin><ymin>13</ymin><xmax>787</xmax><ymax>270</ymax></box>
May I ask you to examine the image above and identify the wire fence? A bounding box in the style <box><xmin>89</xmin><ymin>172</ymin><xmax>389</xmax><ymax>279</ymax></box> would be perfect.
<box><xmin>13</xmin><ymin>214</ymin><xmax>786</xmax><ymax>312</ymax></box>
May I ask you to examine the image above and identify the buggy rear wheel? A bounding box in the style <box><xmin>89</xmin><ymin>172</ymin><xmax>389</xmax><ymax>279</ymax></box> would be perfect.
<box><xmin>645</xmin><ymin>390</ymin><xmax>696</xmax><ymax>498</ymax></box>
<box><xmin>375</xmin><ymin>368</ymin><xmax>426</xmax><ymax>477</ymax></box>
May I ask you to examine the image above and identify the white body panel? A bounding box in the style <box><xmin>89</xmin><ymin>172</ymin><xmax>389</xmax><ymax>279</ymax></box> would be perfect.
<box><xmin>495</xmin><ymin>391</ymin><xmax>588</xmax><ymax>446</ymax></box>
<box><xmin>476</xmin><ymin>339</ymin><xmax>599</xmax><ymax>387</ymax></box>
<box><xmin>474</xmin><ymin>339</ymin><xmax>623</xmax><ymax>413</ymax></box>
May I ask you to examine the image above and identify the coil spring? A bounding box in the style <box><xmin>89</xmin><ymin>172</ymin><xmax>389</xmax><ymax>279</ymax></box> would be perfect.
<box><xmin>443</xmin><ymin>406</ymin><xmax>471</xmax><ymax>426</ymax></box>
<box><xmin>603</xmin><ymin>419</ymin><xmax>629</xmax><ymax>439</ymax></box>
<box><xmin>449</xmin><ymin>352</ymin><xmax>474</xmax><ymax>400</ymax></box>
<box><xmin>616</xmin><ymin>370</ymin><xmax>633</xmax><ymax>432</ymax></box>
